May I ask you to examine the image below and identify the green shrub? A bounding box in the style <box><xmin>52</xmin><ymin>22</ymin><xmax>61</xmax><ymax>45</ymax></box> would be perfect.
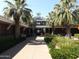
<box><xmin>44</xmin><ymin>35</ymin><xmax>54</xmax><ymax>44</ymax></box>
<box><xmin>44</xmin><ymin>34</ymin><xmax>56</xmax><ymax>48</ymax></box>
<box><xmin>50</xmin><ymin>49</ymin><xmax>67</xmax><ymax>59</ymax></box>
<box><xmin>74</xmin><ymin>34</ymin><xmax>79</xmax><ymax>38</ymax></box>
<box><xmin>50</xmin><ymin>47</ymin><xmax>79</xmax><ymax>59</ymax></box>
<box><xmin>45</xmin><ymin>35</ymin><xmax>79</xmax><ymax>59</ymax></box>
<box><xmin>44</xmin><ymin>36</ymin><xmax>52</xmax><ymax>44</ymax></box>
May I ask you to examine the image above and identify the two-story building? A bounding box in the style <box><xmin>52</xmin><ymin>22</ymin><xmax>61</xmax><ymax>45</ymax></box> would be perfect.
<box><xmin>32</xmin><ymin>14</ymin><xmax>51</xmax><ymax>35</ymax></box>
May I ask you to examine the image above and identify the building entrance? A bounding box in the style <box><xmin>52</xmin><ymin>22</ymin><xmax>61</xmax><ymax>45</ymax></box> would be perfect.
<box><xmin>36</xmin><ymin>28</ymin><xmax>44</xmax><ymax>36</ymax></box>
<box><xmin>35</xmin><ymin>28</ymin><xmax>52</xmax><ymax>36</ymax></box>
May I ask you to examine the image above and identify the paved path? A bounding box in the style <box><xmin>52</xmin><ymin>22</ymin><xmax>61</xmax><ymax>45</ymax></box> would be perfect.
<box><xmin>0</xmin><ymin>36</ymin><xmax>52</xmax><ymax>59</ymax></box>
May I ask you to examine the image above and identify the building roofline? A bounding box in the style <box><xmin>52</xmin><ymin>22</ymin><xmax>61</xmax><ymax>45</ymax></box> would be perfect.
<box><xmin>0</xmin><ymin>16</ymin><xmax>29</xmax><ymax>28</ymax></box>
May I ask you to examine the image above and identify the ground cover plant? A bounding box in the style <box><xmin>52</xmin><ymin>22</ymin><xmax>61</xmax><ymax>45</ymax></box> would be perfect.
<box><xmin>74</xmin><ymin>34</ymin><xmax>79</xmax><ymax>39</ymax></box>
<box><xmin>45</xmin><ymin>35</ymin><xmax>79</xmax><ymax>59</ymax></box>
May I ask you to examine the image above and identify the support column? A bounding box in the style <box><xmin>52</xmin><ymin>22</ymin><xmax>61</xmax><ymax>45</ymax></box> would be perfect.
<box><xmin>43</xmin><ymin>28</ymin><xmax>46</xmax><ymax>35</ymax></box>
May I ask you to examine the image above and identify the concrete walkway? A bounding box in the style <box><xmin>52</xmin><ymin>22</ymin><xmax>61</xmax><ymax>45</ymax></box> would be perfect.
<box><xmin>0</xmin><ymin>36</ymin><xmax>52</xmax><ymax>59</ymax></box>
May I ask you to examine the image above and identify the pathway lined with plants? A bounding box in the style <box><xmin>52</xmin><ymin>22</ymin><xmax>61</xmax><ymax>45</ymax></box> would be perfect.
<box><xmin>13</xmin><ymin>36</ymin><xmax>52</xmax><ymax>59</ymax></box>
<box><xmin>0</xmin><ymin>36</ymin><xmax>52</xmax><ymax>59</ymax></box>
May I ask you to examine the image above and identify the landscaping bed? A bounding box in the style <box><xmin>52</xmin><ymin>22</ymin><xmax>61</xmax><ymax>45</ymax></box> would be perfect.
<box><xmin>0</xmin><ymin>36</ymin><xmax>26</xmax><ymax>53</ymax></box>
<box><xmin>45</xmin><ymin>35</ymin><xmax>79</xmax><ymax>59</ymax></box>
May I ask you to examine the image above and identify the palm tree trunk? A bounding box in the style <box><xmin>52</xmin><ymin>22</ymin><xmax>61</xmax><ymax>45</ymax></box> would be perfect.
<box><xmin>52</xmin><ymin>23</ymin><xmax>54</xmax><ymax>35</ymax></box>
<box><xmin>15</xmin><ymin>20</ymin><xmax>20</xmax><ymax>38</ymax></box>
<box><xmin>65</xmin><ymin>25</ymin><xmax>71</xmax><ymax>38</ymax></box>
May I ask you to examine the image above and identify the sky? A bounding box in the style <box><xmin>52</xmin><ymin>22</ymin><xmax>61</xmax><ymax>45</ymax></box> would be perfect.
<box><xmin>0</xmin><ymin>0</ymin><xmax>79</xmax><ymax>17</ymax></box>
<box><xmin>27</xmin><ymin>0</ymin><xmax>59</xmax><ymax>17</ymax></box>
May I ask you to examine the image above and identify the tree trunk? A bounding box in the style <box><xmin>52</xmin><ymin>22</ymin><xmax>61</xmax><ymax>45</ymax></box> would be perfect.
<box><xmin>51</xmin><ymin>23</ymin><xmax>54</xmax><ymax>35</ymax></box>
<box><xmin>52</xmin><ymin>28</ymin><xmax>54</xmax><ymax>35</ymax></box>
<box><xmin>65</xmin><ymin>25</ymin><xmax>71</xmax><ymax>38</ymax></box>
<box><xmin>15</xmin><ymin>20</ymin><xmax>20</xmax><ymax>38</ymax></box>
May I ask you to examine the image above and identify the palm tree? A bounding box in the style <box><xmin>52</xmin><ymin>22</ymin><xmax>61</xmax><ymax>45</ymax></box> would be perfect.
<box><xmin>73</xmin><ymin>5</ymin><xmax>79</xmax><ymax>23</ymax></box>
<box><xmin>59</xmin><ymin>0</ymin><xmax>76</xmax><ymax>37</ymax></box>
<box><xmin>47</xmin><ymin>4</ymin><xmax>62</xmax><ymax>35</ymax></box>
<box><xmin>48</xmin><ymin>0</ymin><xmax>77</xmax><ymax>37</ymax></box>
<box><xmin>47</xmin><ymin>12</ymin><xmax>54</xmax><ymax>35</ymax></box>
<box><xmin>4</xmin><ymin>0</ymin><xmax>32</xmax><ymax>38</ymax></box>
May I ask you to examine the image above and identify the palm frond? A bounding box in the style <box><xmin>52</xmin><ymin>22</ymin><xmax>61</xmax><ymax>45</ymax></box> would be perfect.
<box><xmin>5</xmin><ymin>1</ymin><xmax>15</xmax><ymax>8</ymax></box>
<box><xmin>3</xmin><ymin>7</ymin><xmax>8</xmax><ymax>11</ymax></box>
<box><xmin>21</xmin><ymin>3</ymin><xmax>27</xmax><ymax>8</ymax></box>
<box><xmin>24</xmin><ymin>8</ymin><xmax>32</xmax><ymax>12</ymax></box>
<box><xmin>21</xmin><ymin>0</ymin><xmax>25</xmax><ymax>4</ymax></box>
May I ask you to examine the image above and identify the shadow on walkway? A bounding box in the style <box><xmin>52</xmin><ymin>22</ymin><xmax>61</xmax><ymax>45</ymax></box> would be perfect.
<box><xmin>28</xmin><ymin>39</ymin><xmax>46</xmax><ymax>45</ymax></box>
<box><xmin>28</xmin><ymin>36</ymin><xmax>46</xmax><ymax>45</ymax></box>
<box><xmin>12</xmin><ymin>36</ymin><xmax>52</xmax><ymax>59</ymax></box>
<box><xmin>0</xmin><ymin>37</ymin><xmax>36</xmax><ymax>59</ymax></box>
